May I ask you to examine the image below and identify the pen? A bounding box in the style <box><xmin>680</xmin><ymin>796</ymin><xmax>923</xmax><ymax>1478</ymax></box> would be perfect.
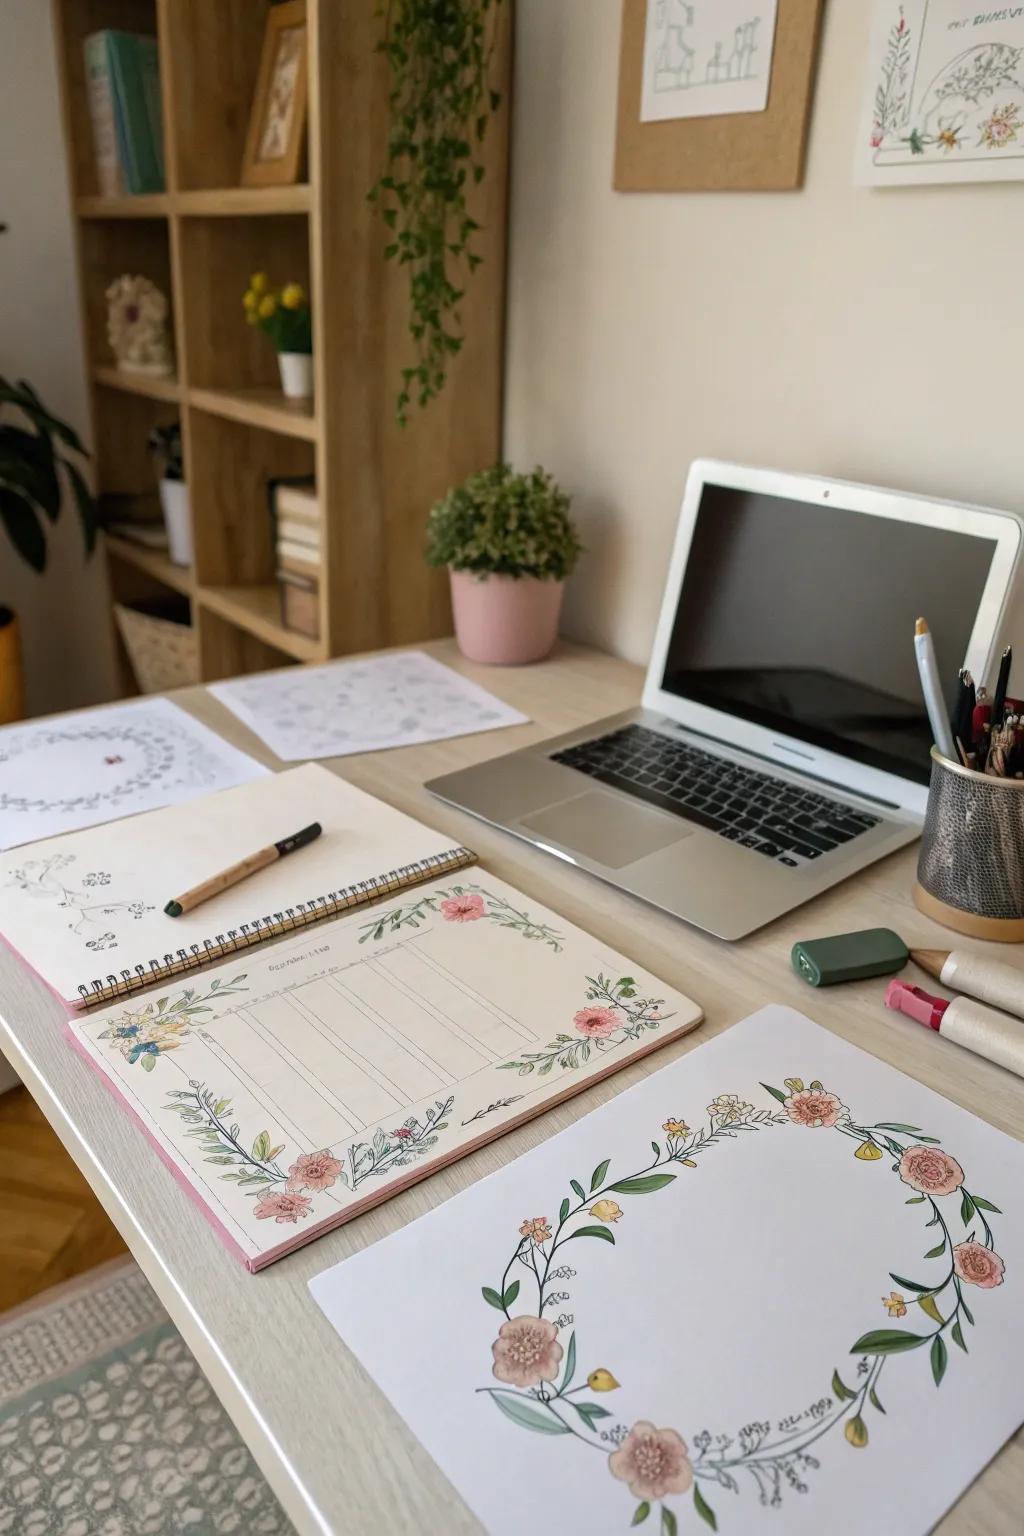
<box><xmin>912</xmin><ymin>947</ymin><xmax>1024</xmax><ymax>1022</ymax></box>
<box><xmin>992</xmin><ymin>645</ymin><xmax>1012</xmax><ymax>726</ymax></box>
<box><xmin>913</xmin><ymin>618</ymin><xmax>956</xmax><ymax>762</ymax></box>
<box><xmin>163</xmin><ymin>822</ymin><xmax>323</xmax><ymax>917</ymax></box>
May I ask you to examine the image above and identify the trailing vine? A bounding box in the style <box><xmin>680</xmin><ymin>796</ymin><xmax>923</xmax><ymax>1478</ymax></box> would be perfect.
<box><xmin>369</xmin><ymin>0</ymin><xmax>505</xmax><ymax>423</ymax></box>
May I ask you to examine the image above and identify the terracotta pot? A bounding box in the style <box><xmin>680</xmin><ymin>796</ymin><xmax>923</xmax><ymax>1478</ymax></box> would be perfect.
<box><xmin>449</xmin><ymin>570</ymin><xmax>564</xmax><ymax>666</ymax></box>
<box><xmin>0</xmin><ymin>607</ymin><xmax>25</xmax><ymax>724</ymax></box>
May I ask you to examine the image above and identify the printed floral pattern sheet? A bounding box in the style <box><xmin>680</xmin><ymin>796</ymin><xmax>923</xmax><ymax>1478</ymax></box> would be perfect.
<box><xmin>208</xmin><ymin>650</ymin><xmax>528</xmax><ymax>760</ymax></box>
<box><xmin>68</xmin><ymin>871</ymin><xmax>702</xmax><ymax>1268</ymax></box>
<box><xmin>310</xmin><ymin>1007</ymin><xmax>1024</xmax><ymax>1536</ymax></box>
<box><xmin>857</xmin><ymin>1</ymin><xmax>1024</xmax><ymax>185</ymax></box>
<box><xmin>0</xmin><ymin>697</ymin><xmax>267</xmax><ymax>849</ymax></box>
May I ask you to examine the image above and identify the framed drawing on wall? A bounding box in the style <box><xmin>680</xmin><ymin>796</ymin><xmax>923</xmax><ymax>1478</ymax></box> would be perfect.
<box><xmin>615</xmin><ymin>0</ymin><xmax>826</xmax><ymax>191</ymax></box>
<box><xmin>241</xmin><ymin>0</ymin><xmax>309</xmax><ymax>188</ymax></box>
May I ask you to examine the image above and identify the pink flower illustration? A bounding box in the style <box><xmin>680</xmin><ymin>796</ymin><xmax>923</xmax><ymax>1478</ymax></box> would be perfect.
<box><xmin>953</xmin><ymin>1241</ymin><xmax>1005</xmax><ymax>1289</ymax></box>
<box><xmin>608</xmin><ymin>1421</ymin><xmax>693</xmax><ymax>1501</ymax></box>
<box><xmin>440</xmin><ymin>892</ymin><xmax>486</xmax><ymax>922</ymax></box>
<box><xmin>898</xmin><ymin>1146</ymin><xmax>964</xmax><ymax>1197</ymax></box>
<box><xmin>573</xmin><ymin>1006</ymin><xmax>619</xmax><ymax>1039</ymax></box>
<box><xmin>491</xmin><ymin>1316</ymin><xmax>564</xmax><ymax>1387</ymax></box>
<box><xmin>285</xmin><ymin>1149</ymin><xmax>344</xmax><ymax>1194</ymax></box>
<box><xmin>870</xmin><ymin>126</ymin><xmax>884</xmax><ymax>148</ymax></box>
<box><xmin>391</xmin><ymin>1126</ymin><xmax>414</xmax><ymax>1141</ymax></box>
<box><xmin>519</xmin><ymin>1216</ymin><xmax>553</xmax><ymax>1245</ymax></box>
<box><xmin>253</xmin><ymin>1190</ymin><xmax>313</xmax><ymax>1224</ymax></box>
<box><xmin>784</xmin><ymin>1088</ymin><xmax>845</xmax><ymax>1128</ymax></box>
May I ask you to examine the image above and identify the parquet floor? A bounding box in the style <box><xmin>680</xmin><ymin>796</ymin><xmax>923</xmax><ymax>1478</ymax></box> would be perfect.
<box><xmin>0</xmin><ymin>1087</ymin><xmax>127</xmax><ymax>1313</ymax></box>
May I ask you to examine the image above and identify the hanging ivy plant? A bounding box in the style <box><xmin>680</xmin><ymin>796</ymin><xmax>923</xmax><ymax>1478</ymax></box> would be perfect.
<box><xmin>369</xmin><ymin>0</ymin><xmax>505</xmax><ymax>425</ymax></box>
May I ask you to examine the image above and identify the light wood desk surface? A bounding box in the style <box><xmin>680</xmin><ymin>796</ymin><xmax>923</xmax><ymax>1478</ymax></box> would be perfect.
<box><xmin>1</xmin><ymin>640</ymin><xmax>1022</xmax><ymax>1535</ymax></box>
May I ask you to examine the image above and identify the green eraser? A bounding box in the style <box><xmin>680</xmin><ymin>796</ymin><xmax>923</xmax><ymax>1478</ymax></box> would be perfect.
<box><xmin>791</xmin><ymin>929</ymin><xmax>909</xmax><ymax>988</ymax></box>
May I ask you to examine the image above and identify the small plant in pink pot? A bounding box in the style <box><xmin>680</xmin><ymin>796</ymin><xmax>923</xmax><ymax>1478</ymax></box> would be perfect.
<box><xmin>426</xmin><ymin>464</ymin><xmax>582</xmax><ymax>665</ymax></box>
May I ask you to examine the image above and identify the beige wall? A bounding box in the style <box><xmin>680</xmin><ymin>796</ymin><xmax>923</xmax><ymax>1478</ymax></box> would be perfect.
<box><xmin>504</xmin><ymin>0</ymin><xmax>1024</xmax><ymax>666</ymax></box>
<box><xmin>0</xmin><ymin>0</ymin><xmax>117</xmax><ymax>717</ymax></box>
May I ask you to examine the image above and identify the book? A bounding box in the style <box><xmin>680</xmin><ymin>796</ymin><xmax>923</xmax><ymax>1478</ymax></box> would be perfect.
<box><xmin>68</xmin><ymin>856</ymin><xmax>703</xmax><ymax>1270</ymax></box>
<box><xmin>278</xmin><ymin>569</ymin><xmax>319</xmax><ymax>639</ymax></box>
<box><xmin>0</xmin><ymin>764</ymin><xmax>467</xmax><ymax>1008</ymax></box>
<box><xmin>274</xmin><ymin>480</ymin><xmax>319</xmax><ymax>521</ymax></box>
<box><xmin>276</xmin><ymin>518</ymin><xmax>320</xmax><ymax>550</ymax></box>
<box><xmin>83</xmin><ymin>33</ymin><xmax>123</xmax><ymax>197</ymax></box>
<box><xmin>277</xmin><ymin>537</ymin><xmax>323</xmax><ymax>568</ymax></box>
<box><xmin>83</xmin><ymin>31</ymin><xmax>164</xmax><ymax>197</ymax></box>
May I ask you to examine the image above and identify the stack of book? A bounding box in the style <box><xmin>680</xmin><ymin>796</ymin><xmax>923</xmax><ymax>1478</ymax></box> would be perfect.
<box><xmin>84</xmin><ymin>31</ymin><xmax>165</xmax><ymax>197</ymax></box>
<box><xmin>272</xmin><ymin>478</ymin><xmax>321</xmax><ymax>640</ymax></box>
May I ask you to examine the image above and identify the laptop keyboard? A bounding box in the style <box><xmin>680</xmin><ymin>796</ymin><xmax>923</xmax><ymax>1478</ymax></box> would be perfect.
<box><xmin>550</xmin><ymin>724</ymin><xmax>881</xmax><ymax>868</ymax></box>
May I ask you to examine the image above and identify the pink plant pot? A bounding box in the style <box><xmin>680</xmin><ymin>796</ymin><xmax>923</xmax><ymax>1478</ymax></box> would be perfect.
<box><xmin>449</xmin><ymin>569</ymin><xmax>564</xmax><ymax>666</ymax></box>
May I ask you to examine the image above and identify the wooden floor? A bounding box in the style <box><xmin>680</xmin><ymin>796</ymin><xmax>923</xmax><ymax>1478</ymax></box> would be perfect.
<box><xmin>0</xmin><ymin>1086</ymin><xmax>127</xmax><ymax>1313</ymax></box>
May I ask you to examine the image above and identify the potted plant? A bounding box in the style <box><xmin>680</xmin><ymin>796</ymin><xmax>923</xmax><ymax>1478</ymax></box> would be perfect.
<box><xmin>147</xmin><ymin>421</ymin><xmax>190</xmax><ymax>567</ymax></box>
<box><xmin>426</xmin><ymin>463</ymin><xmax>582</xmax><ymax>665</ymax></box>
<box><xmin>242</xmin><ymin>272</ymin><xmax>313</xmax><ymax>400</ymax></box>
<box><xmin>0</xmin><ymin>376</ymin><xmax>96</xmax><ymax>722</ymax></box>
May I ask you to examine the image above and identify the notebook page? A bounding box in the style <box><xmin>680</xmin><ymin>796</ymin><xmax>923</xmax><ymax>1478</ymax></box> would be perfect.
<box><xmin>0</xmin><ymin>763</ymin><xmax>460</xmax><ymax>1004</ymax></box>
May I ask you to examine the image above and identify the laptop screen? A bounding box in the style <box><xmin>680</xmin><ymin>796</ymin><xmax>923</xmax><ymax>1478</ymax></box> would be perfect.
<box><xmin>659</xmin><ymin>482</ymin><xmax>999</xmax><ymax>785</ymax></box>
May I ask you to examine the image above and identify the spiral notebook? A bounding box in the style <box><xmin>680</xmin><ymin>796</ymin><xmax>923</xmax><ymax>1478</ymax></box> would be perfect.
<box><xmin>0</xmin><ymin>764</ymin><xmax>473</xmax><ymax>1009</ymax></box>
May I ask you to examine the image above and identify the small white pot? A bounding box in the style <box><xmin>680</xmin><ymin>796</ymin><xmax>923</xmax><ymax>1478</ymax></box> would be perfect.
<box><xmin>159</xmin><ymin>478</ymin><xmax>192</xmax><ymax>567</ymax></box>
<box><xmin>278</xmin><ymin>351</ymin><xmax>314</xmax><ymax>400</ymax></box>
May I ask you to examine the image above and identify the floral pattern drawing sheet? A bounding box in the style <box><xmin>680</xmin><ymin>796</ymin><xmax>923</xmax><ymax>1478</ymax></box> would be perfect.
<box><xmin>208</xmin><ymin>650</ymin><xmax>528</xmax><ymax>760</ymax></box>
<box><xmin>68</xmin><ymin>871</ymin><xmax>702</xmax><ymax>1268</ymax></box>
<box><xmin>857</xmin><ymin>1</ymin><xmax>1024</xmax><ymax>185</ymax></box>
<box><xmin>310</xmin><ymin>1007</ymin><xmax>1024</xmax><ymax>1536</ymax></box>
<box><xmin>0</xmin><ymin>697</ymin><xmax>268</xmax><ymax>849</ymax></box>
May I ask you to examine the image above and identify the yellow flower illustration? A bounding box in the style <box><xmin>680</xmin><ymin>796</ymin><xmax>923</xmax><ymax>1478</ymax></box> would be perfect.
<box><xmin>882</xmin><ymin>1291</ymin><xmax>907</xmax><ymax>1318</ymax></box>
<box><xmin>281</xmin><ymin>282</ymin><xmax>306</xmax><ymax>310</ymax></box>
<box><xmin>681</xmin><ymin>1159</ymin><xmax>697</xmax><ymax>1168</ymax></box>
<box><xmin>707</xmin><ymin>1093</ymin><xmax>753</xmax><ymax>1124</ymax></box>
<box><xmin>258</xmin><ymin>294</ymin><xmax>278</xmax><ymax>319</ymax></box>
<box><xmin>845</xmin><ymin>1415</ymin><xmax>868</xmax><ymax>1449</ymax></box>
<box><xmin>587</xmin><ymin>1368</ymin><xmax>620</xmax><ymax>1392</ymax></box>
<box><xmin>250</xmin><ymin>271</ymin><xmax>268</xmax><ymax>294</ymax></box>
<box><xmin>936</xmin><ymin>124</ymin><xmax>962</xmax><ymax>153</ymax></box>
<box><xmin>242</xmin><ymin>289</ymin><xmax>258</xmax><ymax>311</ymax></box>
<box><xmin>855</xmin><ymin>1140</ymin><xmax>883</xmax><ymax>1161</ymax></box>
<box><xmin>518</xmin><ymin>1216</ymin><xmax>552</xmax><ymax>1246</ymax></box>
<box><xmin>588</xmin><ymin>1199</ymin><xmax>623</xmax><ymax>1224</ymax></box>
<box><xmin>662</xmin><ymin>1118</ymin><xmax>690</xmax><ymax>1138</ymax></box>
<box><xmin>783</xmin><ymin>1077</ymin><xmax>804</xmax><ymax>1093</ymax></box>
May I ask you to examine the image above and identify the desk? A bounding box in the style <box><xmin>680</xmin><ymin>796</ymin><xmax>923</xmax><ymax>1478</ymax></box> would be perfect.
<box><xmin>1</xmin><ymin>640</ymin><xmax>1021</xmax><ymax>1534</ymax></box>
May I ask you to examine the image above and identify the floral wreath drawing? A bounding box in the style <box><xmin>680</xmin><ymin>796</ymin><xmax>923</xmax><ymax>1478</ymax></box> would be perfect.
<box><xmin>8</xmin><ymin>853</ymin><xmax>154</xmax><ymax>950</ymax></box>
<box><xmin>475</xmin><ymin>1077</ymin><xmax>1004</xmax><ymax>1533</ymax></box>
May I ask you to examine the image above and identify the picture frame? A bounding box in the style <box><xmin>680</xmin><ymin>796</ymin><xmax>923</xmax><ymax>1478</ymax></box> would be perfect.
<box><xmin>240</xmin><ymin>0</ymin><xmax>309</xmax><ymax>188</ymax></box>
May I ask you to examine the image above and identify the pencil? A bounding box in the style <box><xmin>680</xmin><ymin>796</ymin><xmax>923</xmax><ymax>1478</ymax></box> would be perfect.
<box><xmin>163</xmin><ymin>822</ymin><xmax>323</xmax><ymax>917</ymax></box>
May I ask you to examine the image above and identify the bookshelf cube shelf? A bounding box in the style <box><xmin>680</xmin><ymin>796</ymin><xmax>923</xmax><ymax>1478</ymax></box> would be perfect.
<box><xmin>54</xmin><ymin>0</ymin><xmax>510</xmax><ymax>689</ymax></box>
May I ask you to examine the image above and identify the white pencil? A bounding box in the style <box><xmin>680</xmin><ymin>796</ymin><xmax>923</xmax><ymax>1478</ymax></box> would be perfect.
<box><xmin>914</xmin><ymin>617</ymin><xmax>956</xmax><ymax>762</ymax></box>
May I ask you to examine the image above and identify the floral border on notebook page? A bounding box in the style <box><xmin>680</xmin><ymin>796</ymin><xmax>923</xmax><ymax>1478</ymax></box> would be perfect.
<box><xmin>474</xmin><ymin>1076</ymin><xmax>1005</xmax><ymax>1534</ymax></box>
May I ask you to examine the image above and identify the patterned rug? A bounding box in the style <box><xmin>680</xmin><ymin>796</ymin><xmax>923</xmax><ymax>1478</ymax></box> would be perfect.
<box><xmin>0</xmin><ymin>1258</ymin><xmax>294</xmax><ymax>1534</ymax></box>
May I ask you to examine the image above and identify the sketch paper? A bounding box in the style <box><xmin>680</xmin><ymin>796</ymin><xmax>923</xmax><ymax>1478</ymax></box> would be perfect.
<box><xmin>0</xmin><ymin>764</ymin><xmax>460</xmax><ymax>1006</ymax></box>
<box><xmin>0</xmin><ymin>697</ymin><xmax>267</xmax><ymax>849</ymax></box>
<box><xmin>640</xmin><ymin>0</ymin><xmax>779</xmax><ymax>122</ymax></box>
<box><xmin>311</xmin><ymin>1007</ymin><xmax>1024</xmax><ymax>1536</ymax></box>
<box><xmin>68</xmin><ymin>871</ymin><xmax>702</xmax><ymax>1269</ymax></box>
<box><xmin>208</xmin><ymin>651</ymin><xmax>528</xmax><ymax>761</ymax></box>
<box><xmin>857</xmin><ymin>1</ymin><xmax>1024</xmax><ymax>185</ymax></box>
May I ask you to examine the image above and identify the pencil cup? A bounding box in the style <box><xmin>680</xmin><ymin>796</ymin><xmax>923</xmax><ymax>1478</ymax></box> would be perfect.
<box><xmin>914</xmin><ymin>747</ymin><xmax>1024</xmax><ymax>942</ymax></box>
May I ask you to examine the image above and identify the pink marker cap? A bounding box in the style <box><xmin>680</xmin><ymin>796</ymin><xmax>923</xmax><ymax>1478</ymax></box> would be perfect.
<box><xmin>885</xmin><ymin>979</ymin><xmax>949</xmax><ymax>1031</ymax></box>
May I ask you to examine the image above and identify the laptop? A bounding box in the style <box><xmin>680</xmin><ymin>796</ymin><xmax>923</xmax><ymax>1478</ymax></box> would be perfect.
<box><xmin>427</xmin><ymin>461</ymin><xmax>1024</xmax><ymax>940</ymax></box>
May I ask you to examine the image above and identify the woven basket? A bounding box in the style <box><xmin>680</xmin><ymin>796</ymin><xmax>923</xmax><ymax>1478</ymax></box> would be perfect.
<box><xmin>114</xmin><ymin>601</ymin><xmax>198</xmax><ymax>694</ymax></box>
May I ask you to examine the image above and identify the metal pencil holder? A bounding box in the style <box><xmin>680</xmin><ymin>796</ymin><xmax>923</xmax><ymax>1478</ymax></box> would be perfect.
<box><xmin>915</xmin><ymin>746</ymin><xmax>1024</xmax><ymax>942</ymax></box>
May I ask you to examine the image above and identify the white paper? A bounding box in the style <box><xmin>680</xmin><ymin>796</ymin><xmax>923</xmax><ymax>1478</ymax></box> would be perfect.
<box><xmin>857</xmin><ymin>1</ymin><xmax>1024</xmax><ymax>186</ymax></box>
<box><xmin>208</xmin><ymin>651</ymin><xmax>528</xmax><ymax>761</ymax></box>
<box><xmin>640</xmin><ymin>0</ymin><xmax>779</xmax><ymax>122</ymax></box>
<box><xmin>0</xmin><ymin>763</ymin><xmax>459</xmax><ymax>1004</ymax></box>
<box><xmin>312</xmin><ymin>1007</ymin><xmax>1024</xmax><ymax>1536</ymax></box>
<box><xmin>0</xmin><ymin>697</ymin><xmax>267</xmax><ymax>850</ymax></box>
<box><xmin>69</xmin><ymin>869</ymin><xmax>701</xmax><ymax>1267</ymax></box>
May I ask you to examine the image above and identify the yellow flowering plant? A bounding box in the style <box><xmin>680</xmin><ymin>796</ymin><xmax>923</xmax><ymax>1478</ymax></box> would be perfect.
<box><xmin>241</xmin><ymin>272</ymin><xmax>312</xmax><ymax>354</ymax></box>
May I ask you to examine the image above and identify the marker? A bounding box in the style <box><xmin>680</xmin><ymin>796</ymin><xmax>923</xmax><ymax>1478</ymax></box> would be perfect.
<box><xmin>913</xmin><ymin>618</ymin><xmax>956</xmax><ymax>762</ymax></box>
<box><xmin>885</xmin><ymin>979</ymin><xmax>1024</xmax><ymax>1081</ymax></box>
<box><xmin>163</xmin><ymin>822</ymin><xmax>322</xmax><ymax>917</ymax></box>
<box><xmin>912</xmin><ymin>947</ymin><xmax>1024</xmax><ymax>1022</ymax></box>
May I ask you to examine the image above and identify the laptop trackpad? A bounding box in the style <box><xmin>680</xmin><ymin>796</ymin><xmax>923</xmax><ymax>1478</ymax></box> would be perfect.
<box><xmin>521</xmin><ymin>791</ymin><xmax>695</xmax><ymax>869</ymax></box>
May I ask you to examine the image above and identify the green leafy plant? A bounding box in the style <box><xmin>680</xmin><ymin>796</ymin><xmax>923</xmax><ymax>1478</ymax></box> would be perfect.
<box><xmin>0</xmin><ymin>377</ymin><xmax>96</xmax><ymax>573</ymax></box>
<box><xmin>426</xmin><ymin>463</ymin><xmax>582</xmax><ymax>581</ymax></box>
<box><xmin>369</xmin><ymin>0</ymin><xmax>506</xmax><ymax>424</ymax></box>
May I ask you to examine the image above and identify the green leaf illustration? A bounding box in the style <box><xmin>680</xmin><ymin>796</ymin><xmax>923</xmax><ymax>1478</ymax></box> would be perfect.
<box><xmin>559</xmin><ymin>1197</ymin><xmax>570</xmax><ymax>1224</ymax></box>
<box><xmin>924</xmin><ymin>1240</ymin><xmax>946</xmax><ymax>1259</ymax></box>
<box><xmin>559</xmin><ymin>1332</ymin><xmax>576</xmax><ymax>1395</ymax></box>
<box><xmin>905</xmin><ymin>1195</ymin><xmax>926</xmax><ymax>1204</ymax></box>
<box><xmin>849</xmin><ymin>1329</ymin><xmax>929</xmax><ymax>1355</ymax></box>
<box><xmin>570</xmin><ymin>1179</ymin><xmax>586</xmax><ymax>1202</ymax></box>
<box><xmin>917</xmin><ymin>1293</ymin><xmax>944</xmax><ymax>1326</ymax></box>
<box><xmin>502</xmin><ymin>1280</ymin><xmax>520</xmax><ymax>1309</ymax></box>
<box><xmin>662</xmin><ymin>1506</ymin><xmax>679</xmax><ymax>1536</ymax></box>
<box><xmin>693</xmin><ymin>1485</ymin><xmax>717</xmax><ymax>1530</ymax></box>
<box><xmin>960</xmin><ymin>1191</ymin><xmax>976</xmax><ymax>1226</ymax></box>
<box><xmin>608</xmin><ymin>1174</ymin><xmax>676</xmax><ymax>1195</ymax></box>
<box><xmin>931</xmin><ymin>1333</ymin><xmax>948</xmax><ymax>1387</ymax></box>
<box><xmin>831</xmin><ymin>1369</ymin><xmax>856</xmax><ymax>1401</ymax></box>
<box><xmin>481</xmin><ymin>1286</ymin><xmax>505</xmax><ymax>1311</ymax></box>
<box><xmin>951</xmin><ymin>1320</ymin><xmax>968</xmax><ymax>1353</ymax></box>
<box><xmin>888</xmin><ymin>1271</ymin><xmax>931</xmax><ymax>1293</ymax></box>
<box><xmin>140</xmin><ymin>1053</ymin><xmax>156</xmax><ymax>1072</ymax></box>
<box><xmin>875</xmin><ymin>1123</ymin><xmax>925</xmax><ymax>1134</ymax></box>
<box><xmin>760</xmin><ymin>1082</ymin><xmax>788</xmax><ymax>1104</ymax></box>
<box><xmin>631</xmin><ymin>1504</ymin><xmax>650</xmax><ymax>1527</ymax></box>
<box><xmin>573</xmin><ymin>1401</ymin><xmax>612</xmax><ymax>1429</ymax></box>
<box><xmin>590</xmin><ymin>1158</ymin><xmax>611</xmax><ymax>1192</ymax></box>
<box><xmin>961</xmin><ymin>1294</ymin><xmax>975</xmax><ymax>1326</ymax></box>
<box><xmin>488</xmin><ymin>1392</ymin><xmax>571</xmax><ymax>1436</ymax></box>
<box><xmin>568</xmin><ymin>1224</ymin><xmax>615</xmax><ymax>1245</ymax></box>
<box><xmin>869</xmin><ymin>1385</ymin><xmax>886</xmax><ymax>1414</ymax></box>
<box><xmin>971</xmin><ymin>1196</ymin><xmax>1002</xmax><ymax>1213</ymax></box>
<box><xmin>252</xmin><ymin>1130</ymin><xmax>271</xmax><ymax>1162</ymax></box>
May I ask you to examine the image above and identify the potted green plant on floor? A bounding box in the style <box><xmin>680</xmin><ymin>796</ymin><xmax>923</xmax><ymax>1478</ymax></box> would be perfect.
<box><xmin>0</xmin><ymin>377</ymin><xmax>96</xmax><ymax>722</ymax></box>
<box><xmin>426</xmin><ymin>463</ymin><xmax>582</xmax><ymax>665</ymax></box>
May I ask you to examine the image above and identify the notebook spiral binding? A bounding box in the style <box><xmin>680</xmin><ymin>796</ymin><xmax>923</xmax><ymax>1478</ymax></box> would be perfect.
<box><xmin>77</xmin><ymin>845</ymin><xmax>476</xmax><ymax>1008</ymax></box>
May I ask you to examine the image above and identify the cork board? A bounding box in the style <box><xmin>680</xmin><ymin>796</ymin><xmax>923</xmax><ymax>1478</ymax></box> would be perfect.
<box><xmin>614</xmin><ymin>0</ymin><xmax>826</xmax><ymax>192</ymax></box>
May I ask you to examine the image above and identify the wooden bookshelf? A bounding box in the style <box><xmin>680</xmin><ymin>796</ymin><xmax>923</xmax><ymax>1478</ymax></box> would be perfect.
<box><xmin>54</xmin><ymin>0</ymin><xmax>510</xmax><ymax>690</ymax></box>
